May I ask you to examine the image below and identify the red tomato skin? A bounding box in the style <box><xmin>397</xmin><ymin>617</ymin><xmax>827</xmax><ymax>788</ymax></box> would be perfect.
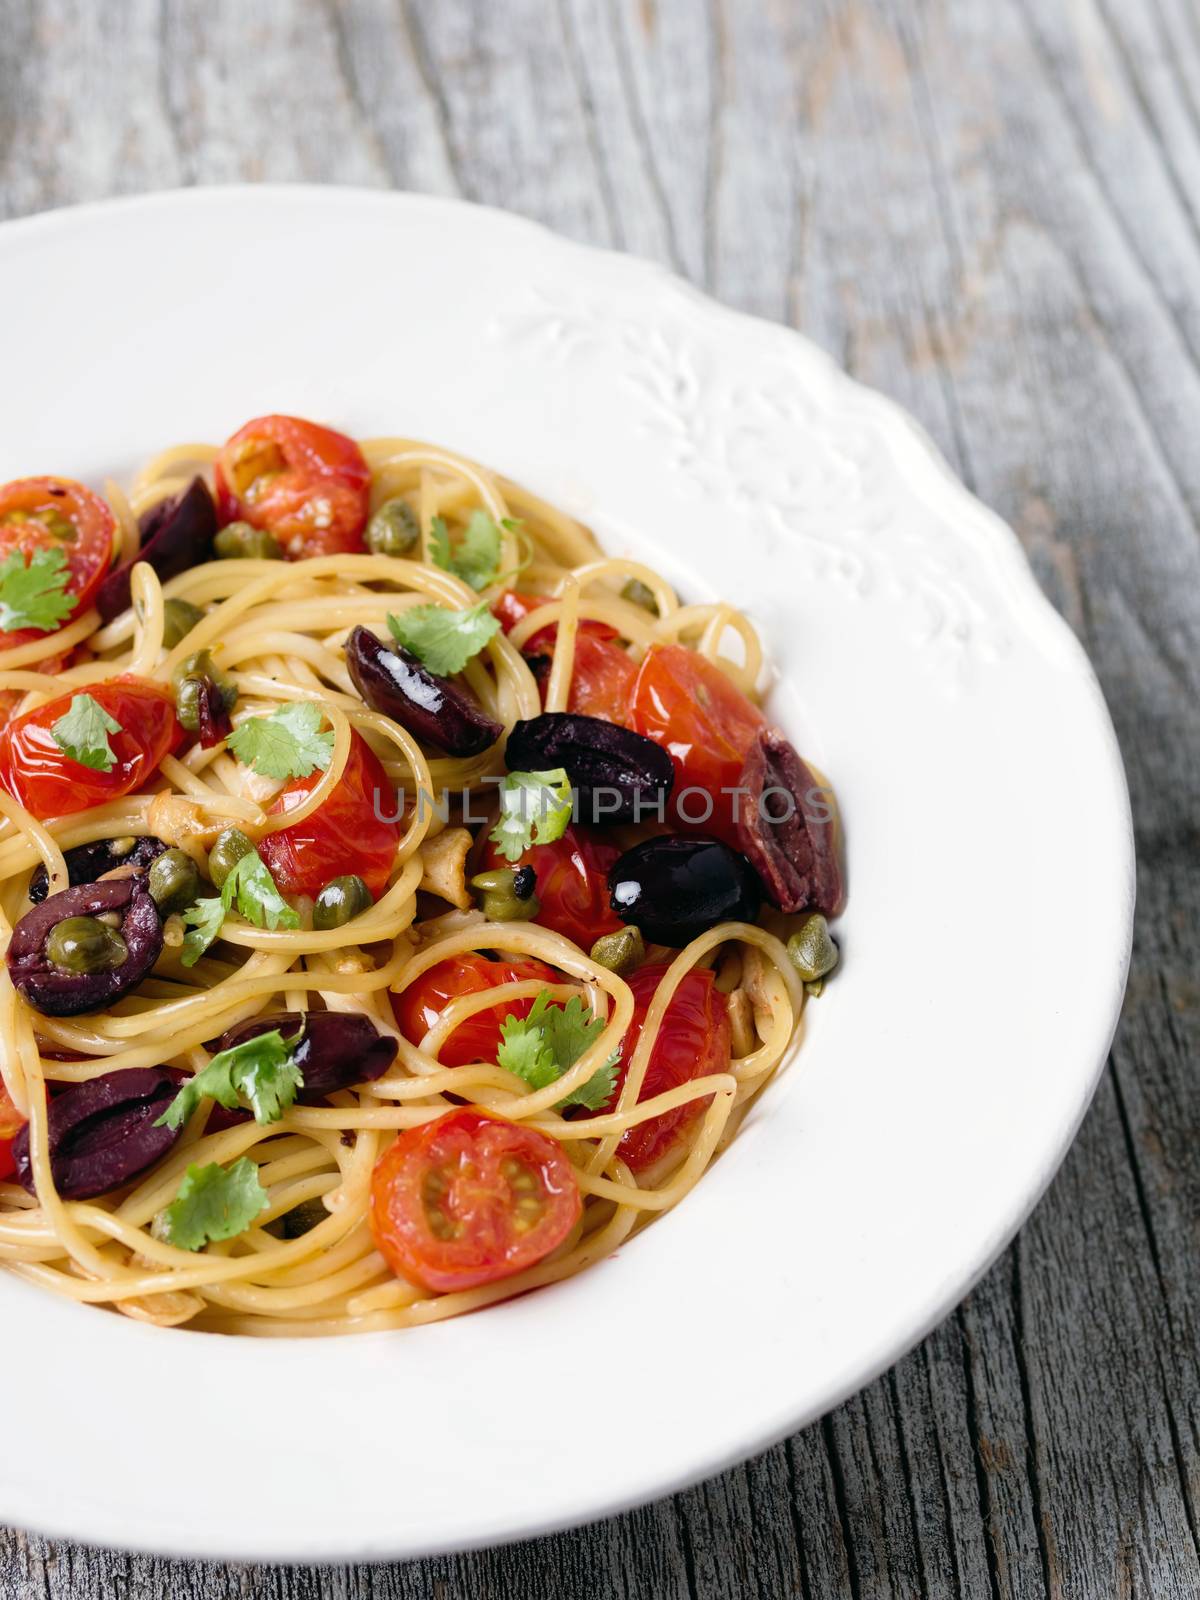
<box><xmin>393</xmin><ymin>952</ymin><xmax>559</xmax><ymax>1068</ymax></box>
<box><xmin>259</xmin><ymin>732</ymin><xmax>399</xmax><ymax>899</ymax></box>
<box><xmin>0</xmin><ymin>477</ymin><xmax>117</xmax><ymax>650</ymax></box>
<box><xmin>214</xmin><ymin>415</ymin><xmax>370</xmax><ymax>559</ymax></box>
<box><xmin>370</xmin><ymin>1107</ymin><xmax>581</xmax><ymax>1293</ymax></box>
<box><xmin>480</xmin><ymin>824</ymin><xmax>623</xmax><ymax>948</ymax></box>
<box><xmin>626</xmin><ymin>644</ymin><xmax>764</xmax><ymax>844</ymax></box>
<box><xmin>0</xmin><ymin>1080</ymin><xmax>25</xmax><ymax>1182</ymax></box>
<box><xmin>0</xmin><ymin>677</ymin><xmax>179</xmax><ymax>820</ymax></box>
<box><xmin>491</xmin><ymin>591</ymin><xmax>635</xmax><ymax>721</ymax></box>
<box><xmin>593</xmin><ymin>961</ymin><xmax>732</xmax><ymax>1173</ymax></box>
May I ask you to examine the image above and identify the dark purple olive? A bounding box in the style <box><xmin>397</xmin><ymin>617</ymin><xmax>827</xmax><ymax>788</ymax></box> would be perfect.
<box><xmin>735</xmin><ymin>727</ymin><xmax>844</xmax><ymax>916</ymax></box>
<box><xmin>505</xmin><ymin>712</ymin><xmax>674</xmax><ymax>825</ymax></box>
<box><xmin>28</xmin><ymin>834</ymin><xmax>168</xmax><ymax>904</ymax></box>
<box><xmin>96</xmin><ymin>477</ymin><xmax>218</xmax><ymax>622</ymax></box>
<box><xmin>345</xmin><ymin>626</ymin><xmax>502</xmax><ymax>757</ymax></box>
<box><xmin>214</xmin><ymin>1011</ymin><xmax>397</xmax><ymax>1103</ymax></box>
<box><xmin>12</xmin><ymin>1068</ymin><xmax>182</xmax><ymax>1200</ymax></box>
<box><xmin>608</xmin><ymin>836</ymin><xmax>761</xmax><ymax>947</ymax></box>
<box><xmin>6</xmin><ymin>877</ymin><xmax>163</xmax><ymax>1016</ymax></box>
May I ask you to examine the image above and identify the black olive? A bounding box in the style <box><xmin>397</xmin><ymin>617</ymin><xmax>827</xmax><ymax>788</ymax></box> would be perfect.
<box><xmin>6</xmin><ymin>878</ymin><xmax>164</xmax><ymax>1016</ymax></box>
<box><xmin>28</xmin><ymin>834</ymin><xmax>168</xmax><ymax>904</ymax></box>
<box><xmin>214</xmin><ymin>1011</ymin><xmax>397</xmax><ymax>1103</ymax></box>
<box><xmin>12</xmin><ymin>1068</ymin><xmax>182</xmax><ymax>1200</ymax></box>
<box><xmin>608</xmin><ymin>836</ymin><xmax>762</xmax><ymax>946</ymax></box>
<box><xmin>344</xmin><ymin>626</ymin><xmax>502</xmax><ymax>757</ymax></box>
<box><xmin>504</xmin><ymin>713</ymin><xmax>674</xmax><ymax>826</ymax></box>
<box><xmin>96</xmin><ymin>478</ymin><xmax>217</xmax><ymax>622</ymax></box>
<box><xmin>734</xmin><ymin>727</ymin><xmax>844</xmax><ymax>916</ymax></box>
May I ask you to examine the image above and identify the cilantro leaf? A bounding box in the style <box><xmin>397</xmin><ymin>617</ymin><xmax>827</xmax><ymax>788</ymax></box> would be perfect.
<box><xmin>180</xmin><ymin>845</ymin><xmax>300</xmax><ymax>967</ymax></box>
<box><xmin>386</xmin><ymin>599</ymin><xmax>500</xmax><ymax>677</ymax></box>
<box><xmin>488</xmin><ymin>768</ymin><xmax>572</xmax><ymax>862</ymax></box>
<box><xmin>227</xmin><ymin>702</ymin><xmax>334</xmax><ymax>780</ymax></box>
<box><xmin>428</xmin><ymin>510</ymin><xmax>503</xmax><ymax>591</ymax></box>
<box><xmin>50</xmin><ymin>693</ymin><xmax>122</xmax><ymax>772</ymax></box>
<box><xmin>497</xmin><ymin>990</ymin><xmax>621</xmax><ymax>1110</ymax></box>
<box><xmin>160</xmin><ymin>1157</ymin><xmax>269</xmax><ymax>1251</ymax></box>
<box><xmin>156</xmin><ymin>1026</ymin><xmax>304</xmax><ymax>1130</ymax></box>
<box><xmin>0</xmin><ymin>546</ymin><xmax>75</xmax><ymax>633</ymax></box>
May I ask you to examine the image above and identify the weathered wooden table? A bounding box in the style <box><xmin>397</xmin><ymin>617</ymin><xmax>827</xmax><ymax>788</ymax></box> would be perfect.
<box><xmin>1</xmin><ymin>2</ymin><xmax>1194</xmax><ymax>1594</ymax></box>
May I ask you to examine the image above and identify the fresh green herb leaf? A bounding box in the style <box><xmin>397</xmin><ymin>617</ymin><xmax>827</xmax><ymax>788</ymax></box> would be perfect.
<box><xmin>0</xmin><ymin>546</ymin><xmax>75</xmax><ymax>633</ymax></box>
<box><xmin>428</xmin><ymin>510</ymin><xmax>503</xmax><ymax>592</ymax></box>
<box><xmin>497</xmin><ymin>990</ymin><xmax>621</xmax><ymax>1110</ymax></box>
<box><xmin>160</xmin><ymin>1157</ymin><xmax>269</xmax><ymax>1251</ymax></box>
<box><xmin>227</xmin><ymin>701</ymin><xmax>334</xmax><ymax>781</ymax></box>
<box><xmin>180</xmin><ymin>845</ymin><xmax>300</xmax><ymax>967</ymax></box>
<box><xmin>488</xmin><ymin>768</ymin><xmax>572</xmax><ymax>863</ymax></box>
<box><xmin>386</xmin><ymin>598</ymin><xmax>500</xmax><ymax>677</ymax></box>
<box><xmin>50</xmin><ymin>693</ymin><xmax>122</xmax><ymax>772</ymax></box>
<box><xmin>156</xmin><ymin>1026</ymin><xmax>304</xmax><ymax>1130</ymax></box>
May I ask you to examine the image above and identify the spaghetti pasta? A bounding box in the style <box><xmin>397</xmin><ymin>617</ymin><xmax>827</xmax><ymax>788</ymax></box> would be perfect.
<box><xmin>0</xmin><ymin>419</ymin><xmax>841</xmax><ymax>1335</ymax></box>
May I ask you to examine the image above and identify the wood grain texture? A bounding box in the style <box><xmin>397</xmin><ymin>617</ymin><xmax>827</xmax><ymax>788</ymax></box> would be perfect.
<box><xmin>0</xmin><ymin>1</ymin><xmax>1195</xmax><ymax>1594</ymax></box>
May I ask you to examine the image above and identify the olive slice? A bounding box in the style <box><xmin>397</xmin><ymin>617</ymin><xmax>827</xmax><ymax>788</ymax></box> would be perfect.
<box><xmin>734</xmin><ymin>727</ymin><xmax>844</xmax><ymax>916</ymax></box>
<box><xmin>12</xmin><ymin>1068</ymin><xmax>182</xmax><ymax>1200</ymax></box>
<box><xmin>345</xmin><ymin>626</ymin><xmax>502</xmax><ymax>757</ymax></box>
<box><xmin>95</xmin><ymin>477</ymin><xmax>217</xmax><ymax>622</ymax></box>
<box><xmin>28</xmin><ymin>834</ymin><xmax>168</xmax><ymax>904</ymax></box>
<box><xmin>214</xmin><ymin>1011</ymin><xmax>397</xmax><ymax>1103</ymax></box>
<box><xmin>7</xmin><ymin>877</ymin><xmax>163</xmax><ymax>1016</ymax></box>
<box><xmin>504</xmin><ymin>712</ymin><xmax>675</xmax><ymax>826</ymax></box>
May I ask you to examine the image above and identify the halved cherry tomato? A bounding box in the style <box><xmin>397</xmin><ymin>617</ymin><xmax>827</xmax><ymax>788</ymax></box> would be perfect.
<box><xmin>491</xmin><ymin>589</ymin><xmax>619</xmax><ymax>648</ymax></box>
<box><xmin>0</xmin><ymin>1080</ymin><xmax>26</xmax><ymax>1183</ymax></box>
<box><xmin>626</xmin><ymin>643</ymin><xmax>764</xmax><ymax>844</ymax></box>
<box><xmin>480</xmin><ymin>823</ymin><xmax>623</xmax><ymax>948</ymax></box>
<box><xmin>0</xmin><ymin>477</ymin><xmax>116</xmax><ymax>651</ymax></box>
<box><xmin>259</xmin><ymin>731</ymin><xmax>399</xmax><ymax>899</ymax></box>
<box><xmin>585</xmin><ymin>961</ymin><xmax>731</xmax><ymax>1173</ymax></box>
<box><xmin>214</xmin><ymin>415</ymin><xmax>370</xmax><ymax>559</ymax></box>
<box><xmin>393</xmin><ymin>952</ymin><xmax>559</xmax><ymax>1068</ymax></box>
<box><xmin>492</xmin><ymin>592</ymin><xmax>635</xmax><ymax>722</ymax></box>
<box><xmin>370</xmin><ymin>1107</ymin><xmax>581</xmax><ymax>1293</ymax></box>
<box><xmin>0</xmin><ymin>677</ymin><xmax>179</xmax><ymax>820</ymax></box>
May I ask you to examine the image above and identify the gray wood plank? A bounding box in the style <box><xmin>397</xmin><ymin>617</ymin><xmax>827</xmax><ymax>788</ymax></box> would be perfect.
<box><xmin>0</xmin><ymin>1</ymin><xmax>1197</xmax><ymax>1595</ymax></box>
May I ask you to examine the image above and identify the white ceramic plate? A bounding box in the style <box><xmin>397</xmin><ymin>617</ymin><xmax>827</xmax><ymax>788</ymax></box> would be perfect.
<box><xmin>0</xmin><ymin>187</ymin><xmax>1133</xmax><ymax>1563</ymax></box>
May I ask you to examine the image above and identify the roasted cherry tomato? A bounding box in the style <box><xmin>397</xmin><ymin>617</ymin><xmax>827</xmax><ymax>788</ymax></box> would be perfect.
<box><xmin>0</xmin><ymin>677</ymin><xmax>179</xmax><ymax>820</ymax></box>
<box><xmin>492</xmin><ymin>592</ymin><xmax>635</xmax><ymax>722</ymax></box>
<box><xmin>585</xmin><ymin>961</ymin><xmax>731</xmax><ymax>1173</ymax></box>
<box><xmin>0</xmin><ymin>1079</ymin><xmax>26</xmax><ymax>1183</ymax></box>
<box><xmin>370</xmin><ymin>1107</ymin><xmax>581</xmax><ymax>1293</ymax></box>
<box><xmin>491</xmin><ymin>589</ymin><xmax>619</xmax><ymax>647</ymax></box>
<box><xmin>626</xmin><ymin>643</ymin><xmax>764</xmax><ymax>844</ymax></box>
<box><xmin>214</xmin><ymin>415</ymin><xmax>370</xmax><ymax>559</ymax></box>
<box><xmin>480</xmin><ymin>823</ymin><xmax>623</xmax><ymax>948</ymax></box>
<box><xmin>0</xmin><ymin>477</ymin><xmax>117</xmax><ymax>651</ymax></box>
<box><xmin>393</xmin><ymin>952</ymin><xmax>559</xmax><ymax>1068</ymax></box>
<box><xmin>259</xmin><ymin>731</ymin><xmax>399</xmax><ymax>899</ymax></box>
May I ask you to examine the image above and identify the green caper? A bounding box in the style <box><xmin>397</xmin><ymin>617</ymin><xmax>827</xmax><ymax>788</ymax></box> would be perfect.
<box><xmin>161</xmin><ymin>597</ymin><xmax>205</xmax><ymax>649</ymax></box>
<box><xmin>208</xmin><ymin>827</ymin><xmax>254</xmax><ymax>890</ymax></box>
<box><xmin>785</xmin><ymin>913</ymin><xmax>838</xmax><ymax>984</ymax></box>
<box><xmin>366</xmin><ymin>497</ymin><xmax>420</xmax><ymax>558</ymax></box>
<box><xmin>312</xmin><ymin>874</ymin><xmax>374</xmax><ymax>930</ymax></box>
<box><xmin>469</xmin><ymin>867</ymin><xmax>541</xmax><ymax>922</ymax></box>
<box><xmin>45</xmin><ymin>915</ymin><xmax>128</xmax><ymax>974</ymax></box>
<box><xmin>171</xmin><ymin>648</ymin><xmax>238</xmax><ymax>732</ymax></box>
<box><xmin>620</xmin><ymin>577</ymin><xmax>659</xmax><ymax>615</ymax></box>
<box><xmin>213</xmin><ymin>521</ymin><xmax>284</xmax><ymax>560</ymax></box>
<box><xmin>590</xmin><ymin>925</ymin><xmax>645</xmax><ymax>975</ymax></box>
<box><xmin>805</xmin><ymin>978</ymin><xmax>825</xmax><ymax>999</ymax></box>
<box><xmin>147</xmin><ymin>847</ymin><xmax>202</xmax><ymax>915</ymax></box>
